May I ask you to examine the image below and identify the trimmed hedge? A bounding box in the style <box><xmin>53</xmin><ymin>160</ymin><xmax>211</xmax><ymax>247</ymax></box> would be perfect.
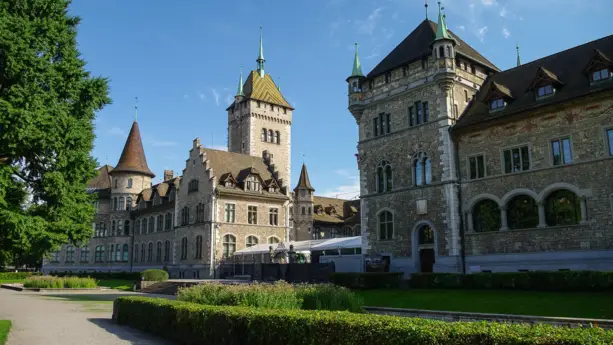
<box><xmin>410</xmin><ymin>271</ymin><xmax>613</xmax><ymax>291</ymax></box>
<box><xmin>50</xmin><ymin>271</ymin><xmax>141</xmax><ymax>280</ymax></box>
<box><xmin>141</xmin><ymin>269</ymin><xmax>168</xmax><ymax>282</ymax></box>
<box><xmin>115</xmin><ymin>296</ymin><xmax>613</xmax><ymax>345</ymax></box>
<box><xmin>329</xmin><ymin>272</ymin><xmax>403</xmax><ymax>289</ymax></box>
<box><xmin>23</xmin><ymin>276</ymin><xmax>97</xmax><ymax>288</ymax></box>
<box><xmin>0</xmin><ymin>272</ymin><xmax>39</xmax><ymax>280</ymax></box>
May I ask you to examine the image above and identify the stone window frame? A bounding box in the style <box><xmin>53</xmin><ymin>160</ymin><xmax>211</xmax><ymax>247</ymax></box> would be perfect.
<box><xmin>164</xmin><ymin>240</ymin><xmax>171</xmax><ymax>262</ymax></box>
<box><xmin>466</xmin><ymin>152</ymin><xmax>487</xmax><ymax>180</ymax></box>
<box><xmin>247</xmin><ymin>205</ymin><xmax>258</xmax><ymax>225</ymax></box>
<box><xmin>411</xmin><ymin>151</ymin><xmax>432</xmax><ymax>186</ymax></box>
<box><xmin>224</xmin><ymin>203</ymin><xmax>236</xmax><ymax>223</ymax></box>
<box><xmin>195</xmin><ymin>236</ymin><xmax>203</xmax><ymax>259</ymax></box>
<box><xmin>180</xmin><ymin>237</ymin><xmax>188</xmax><ymax>260</ymax></box>
<box><xmin>549</xmin><ymin>136</ymin><xmax>573</xmax><ymax>166</ymax></box>
<box><xmin>376</xmin><ymin>208</ymin><xmax>395</xmax><ymax>241</ymax></box>
<box><xmin>147</xmin><ymin>242</ymin><xmax>153</xmax><ymax>262</ymax></box>
<box><xmin>133</xmin><ymin>243</ymin><xmax>139</xmax><ymax>262</ymax></box>
<box><xmin>269</xmin><ymin>207</ymin><xmax>279</xmax><ymax>226</ymax></box>
<box><xmin>268</xmin><ymin>236</ymin><xmax>280</xmax><ymax>244</ymax></box>
<box><xmin>499</xmin><ymin>143</ymin><xmax>533</xmax><ymax>175</ymax></box>
<box><xmin>222</xmin><ymin>233</ymin><xmax>237</xmax><ymax>259</ymax></box>
<box><xmin>375</xmin><ymin>159</ymin><xmax>393</xmax><ymax>193</ymax></box>
<box><xmin>245</xmin><ymin>235</ymin><xmax>259</xmax><ymax>248</ymax></box>
<box><xmin>603</xmin><ymin>126</ymin><xmax>613</xmax><ymax>157</ymax></box>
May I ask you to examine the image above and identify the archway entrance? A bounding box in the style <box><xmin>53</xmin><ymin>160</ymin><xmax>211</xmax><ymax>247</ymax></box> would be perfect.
<box><xmin>417</xmin><ymin>225</ymin><xmax>435</xmax><ymax>273</ymax></box>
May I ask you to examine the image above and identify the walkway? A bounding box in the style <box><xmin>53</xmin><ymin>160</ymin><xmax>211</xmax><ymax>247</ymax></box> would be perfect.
<box><xmin>0</xmin><ymin>289</ymin><xmax>171</xmax><ymax>345</ymax></box>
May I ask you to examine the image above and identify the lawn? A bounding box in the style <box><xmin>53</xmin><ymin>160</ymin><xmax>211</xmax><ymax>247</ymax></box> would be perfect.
<box><xmin>0</xmin><ymin>279</ymin><xmax>24</xmax><ymax>284</ymax></box>
<box><xmin>356</xmin><ymin>289</ymin><xmax>613</xmax><ymax>319</ymax></box>
<box><xmin>97</xmin><ymin>279</ymin><xmax>134</xmax><ymax>291</ymax></box>
<box><xmin>0</xmin><ymin>320</ymin><xmax>11</xmax><ymax>345</ymax></box>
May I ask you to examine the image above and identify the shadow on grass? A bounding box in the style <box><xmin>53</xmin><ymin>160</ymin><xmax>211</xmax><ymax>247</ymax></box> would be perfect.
<box><xmin>87</xmin><ymin>318</ymin><xmax>170</xmax><ymax>345</ymax></box>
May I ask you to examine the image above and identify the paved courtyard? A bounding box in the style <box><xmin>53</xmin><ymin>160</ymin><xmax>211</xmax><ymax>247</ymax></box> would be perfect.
<box><xmin>0</xmin><ymin>288</ymin><xmax>172</xmax><ymax>345</ymax></box>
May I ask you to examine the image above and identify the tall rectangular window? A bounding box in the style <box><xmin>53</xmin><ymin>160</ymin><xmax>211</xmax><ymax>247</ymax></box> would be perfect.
<box><xmin>468</xmin><ymin>155</ymin><xmax>485</xmax><ymax>180</ymax></box>
<box><xmin>248</xmin><ymin>206</ymin><xmax>258</xmax><ymax>224</ymax></box>
<box><xmin>224</xmin><ymin>204</ymin><xmax>235</xmax><ymax>223</ymax></box>
<box><xmin>503</xmin><ymin>146</ymin><xmax>530</xmax><ymax>173</ymax></box>
<box><xmin>408</xmin><ymin>107</ymin><xmax>414</xmax><ymax>126</ymax></box>
<box><xmin>157</xmin><ymin>215</ymin><xmax>163</xmax><ymax>232</ymax></box>
<box><xmin>415</xmin><ymin>102</ymin><xmax>423</xmax><ymax>124</ymax></box>
<box><xmin>607</xmin><ymin>129</ymin><xmax>613</xmax><ymax>156</ymax></box>
<box><xmin>373</xmin><ymin>118</ymin><xmax>379</xmax><ymax>137</ymax></box>
<box><xmin>269</xmin><ymin>208</ymin><xmax>279</xmax><ymax>226</ymax></box>
<box><xmin>551</xmin><ymin>138</ymin><xmax>572</xmax><ymax>165</ymax></box>
<box><xmin>385</xmin><ymin>113</ymin><xmax>391</xmax><ymax>134</ymax></box>
<box><xmin>423</xmin><ymin>102</ymin><xmax>429</xmax><ymax>122</ymax></box>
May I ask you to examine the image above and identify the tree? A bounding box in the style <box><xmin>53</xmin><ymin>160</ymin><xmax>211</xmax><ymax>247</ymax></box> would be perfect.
<box><xmin>0</xmin><ymin>0</ymin><xmax>110</xmax><ymax>267</ymax></box>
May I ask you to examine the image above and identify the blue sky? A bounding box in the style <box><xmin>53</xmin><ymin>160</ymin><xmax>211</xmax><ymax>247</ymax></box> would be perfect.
<box><xmin>70</xmin><ymin>0</ymin><xmax>610</xmax><ymax>199</ymax></box>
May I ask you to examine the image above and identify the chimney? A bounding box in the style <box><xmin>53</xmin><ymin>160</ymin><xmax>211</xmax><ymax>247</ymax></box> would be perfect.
<box><xmin>163</xmin><ymin>170</ymin><xmax>174</xmax><ymax>181</ymax></box>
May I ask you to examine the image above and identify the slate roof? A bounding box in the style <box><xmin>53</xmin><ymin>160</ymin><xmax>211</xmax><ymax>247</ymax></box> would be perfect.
<box><xmin>228</xmin><ymin>70</ymin><xmax>292</xmax><ymax>110</ymax></box>
<box><xmin>136</xmin><ymin>177</ymin><xmax>181</xmax><ymax>203</ymax></box>
<box><xmin>111</xmin><ymin>121</ymin><xmax>155</xmax><ymax>177</ymax></box>
<box><xmin>313</xmin><ymin>196</ymin><xmax>360</xmax><ymax>225</ymax></box>
<box><xmin>455</xmin><ymin>35</ymin><xmax>613</xmax><ymax>130</ymax></box>
<box><xmin>367</xmin><ymin>19</ymin><xmax>499</xmax><ymax>78</ymax></box>
<box><xmin>87</xmin><ymin>165</ymin><xmax>113</xmax><ymax>191</ymax></box>
<box><xmin>294</xmin><ymin>164</ymin><xmax>314</xmax><ymax>191</ymax></box>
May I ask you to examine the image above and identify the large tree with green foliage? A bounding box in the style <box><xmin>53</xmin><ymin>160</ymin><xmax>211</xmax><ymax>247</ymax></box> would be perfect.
<box><xmin>0</xmin><ymin>0</ymin><xmax>110</xmax><ymax>267</ymax></box>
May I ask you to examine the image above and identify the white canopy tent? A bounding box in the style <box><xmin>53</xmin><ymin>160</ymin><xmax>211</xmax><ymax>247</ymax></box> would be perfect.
<box><xmin>310</xmin><ymin>236</ymin><xmax>361</xmax><ymax>251</ymax></box>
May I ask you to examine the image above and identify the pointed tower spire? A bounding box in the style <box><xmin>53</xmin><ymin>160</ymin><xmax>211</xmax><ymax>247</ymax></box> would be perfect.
<box><xmin>236</xmin><ymin>65</ymin><xmax>244</xmax><ymax>97</ymax></box>
<box><xmin>425</xmin><ymin>0</ymin><xmax>429</xmax><ymax>20</ymax></box>
<box><xmin>516</xmin><ymin>44</ymin><xmax>522</xmax><ymax>67</ymax></box>
<box><xmin>256</xmin><ymin>26</ymin><xmax>265</xmax><ymax>78</ymax></box>
<box><xmin>434</xmin><ymin>1</ymin><xmax>453</xmax><ymax>41</ymax></box>
<box><xmin>350</xmin><ymin>43</ymin><xmax>364</xmax><ymax>77</ymax></box>
<box><xmin>111</xmin><ymin>121</ymin><xmax>155</xmax><ymax>177</ymax></box>
<box><xmin>294</xmin><ymin>163</ymin><xmax>315</xmax><ymax>192</ymax></box>
<box><xmin>134</xmin><ymin>96</ymin><xmax>138</xmax><ymax>121</ymax></box>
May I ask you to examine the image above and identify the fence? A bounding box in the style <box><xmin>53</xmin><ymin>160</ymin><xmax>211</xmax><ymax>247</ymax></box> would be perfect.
<box><xmin>217</xmin><ymin>262</ymin><xmax>335</xmax><ymax>283</ymax></box>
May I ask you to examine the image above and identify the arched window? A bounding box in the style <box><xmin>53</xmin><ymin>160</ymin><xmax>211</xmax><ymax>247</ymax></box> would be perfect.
<box><xmin>126</xmin><ymin>197</ymin><xmax>132</xmax><ymax>211</ymax></box>
<box><xmin>124</xmin><ymin>220</ymin><xmax>130</xmax><ymax>236</ymax></box>
<box><xmin>418</xmin><ymin>225</ymin><xmax>435</xmax><ymax>244</ymax></box>
<box><xmin>140</xmin><ymin>242</ymin><xmax>146</xmax><ymax>262</ymax></box>
<box><xmin>268</xmin><ymin>236</ymin><xmax>280</xmax><ymax>244</ymax></box>
<box><xmin>438</xmin><ymin>46</ymin><xmax>444</xmax><ymax>59</ymax></box>
<box><xmin>413</xmin><ymin>152</ymin><xmax>432</xmax><ymax>186</ymax></box>
<box><xmin>65</xmin><ymin>246</ymin><xmax>75</xmax><ymax>263</ymax></box>
<box><xmin>222</xmin><ymin>234</ymin><xmax>236</xmax><ymax>258</ymax></box>
<box><xmin>119</xmin><ymin>197</ymin><xmax>125</xmax><ymax>211</ymax></box>
<box><xmin>378</xmin><ymin>211</ymin><xmax>394</xmax><ymax>240</ymax></box>
<box><xmin>181</xmin><ymin>237</ymin><xmax>188</xmax><ymax>260</ymax></box>
<box><xmin>195</xmin><ymin>235</ymin><xmax>203</xmax><ymax>259</ymax></box>
<box><xmin>473</xmin><ymin>199</ymin><xmax>501</xmax><ymax>232</ymax></box>
<box><xmin>262</xmin><ymin>128</ymin><xmax>267</xmax><ymax>142</ymax></box>
<box><xmin>275</xmin><ymin>131</ymin><xmax>280</xmax><ymax>144</ymax></box>
<box><xmin>164</xmin><ymin>240</ymin><xmax>170</xmax><ymax>262</ymax></box>
<box><xmin>545</xmin><ymin>190</ymin><xmax>581</xmax><ymax>226</ymax></box>
<box><xmin>135</xmin><ymin>220</ymin><xmax>140</xmax><ymax>235</ymax></box>
<box><xmin>507</xmin><ymin>195</ymin><xmax>539</xmax><ymax>229</ymax></box>
<box><xmin>376</xmin><ymin>160</ymin><xmax>392</xmax><ymax>193</ymax></box>
<box><xmin>246</xmin><ymin>235</ymin><xmax>258</xmax><ymax>248</ymax></box>
<box><xmin>353</xmin><ymin>225</ymin><xmax>361</xmax><ymax>237</ymax></box>
<box><xmin>156</xmin><ymin>241</ymin><xmax>162</xmax><ymax>262</ymax></box>
<box><xmin>122</xmin><ymin>244</ymin><xmax>129</xmax><ymax>262</ymax></box>
<box><xmin>268</xmin><ymin>129</ymin><xmax>274</xmax><ymax>142</ymax></box>
<box><xmin>147</xmin><ymin>242</ymin><xmax>153</xmax><ymax>262</ymax></box>
<box><xmin>141</xmin><ymin>219</ymin><xmax>147</xmax><ymax>234</ymax></box>
<box><xmin>134</xmin><ymin>244</ymin><xmax>139</xmax><ymax>262</ymax></box>
<box><xmin>115</xmin><ymin>245</ymin><xmax>122</xmax><ymax>262</ymax></box>
<box><xmin>446</xmin><ymin>46</ymin><xmax>452</xmax><ymax>58</ymax></box>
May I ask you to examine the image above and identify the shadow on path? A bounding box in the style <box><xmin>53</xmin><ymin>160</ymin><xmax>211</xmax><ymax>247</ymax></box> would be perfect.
<box><xmin>87</xmin><ymin>318</ymin><xmax>172</xmax><ymax>345</ymax></box>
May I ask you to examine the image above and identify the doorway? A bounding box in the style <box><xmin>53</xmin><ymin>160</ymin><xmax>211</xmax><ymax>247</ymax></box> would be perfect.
<box><xmin>414</xmin><ymin>223</ymin><xmax>436</xmax><ymax>273</ymax></box>
<box><xmin>419</xmin><ymin>249</ymin><xmax>435</xmax><ymax>273</ymax></box>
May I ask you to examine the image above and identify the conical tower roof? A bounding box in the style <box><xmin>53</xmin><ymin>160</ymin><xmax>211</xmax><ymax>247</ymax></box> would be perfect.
<box><xmin>294</xmin><ymin>163</ymin><xmax>314</xmax><ymax>191</ymax></box>
<box><xmin>111</xmin><ymin>121</ymin><xmax>155</xmax><ymax>177</ymax></box>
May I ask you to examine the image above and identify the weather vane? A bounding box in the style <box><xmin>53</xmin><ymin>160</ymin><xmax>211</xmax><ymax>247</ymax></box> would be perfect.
<box><xmin>134</xmin><ymin>96</ymin><xmax>138</xmax><ymax>122</ymax></box>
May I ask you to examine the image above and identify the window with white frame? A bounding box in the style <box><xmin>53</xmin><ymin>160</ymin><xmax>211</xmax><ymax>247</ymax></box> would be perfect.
<box><xmin>503</xmin><ymin>146</ymin><xmax>530</xmax><ymax>173</ymax></box>
<box><xmin>127</xmin><ymin>178</ymin><xmax>133</xmax><ymax>188</ymax></box>
<box><xmin>223</xmin><ymin>234</ymin><xmax>236</xmax><ymax>258</ymax></box>
<box><xmin>246</xmin><ymin>236</ymin><xmax>258</xmax><ymax>248</ymax></box>
<box><xmin>225</xmin><ymin>204</ymin><xmax>235</xmax><ymax>223</ymax></box>
<box><xmin>269</xmin><ymin>208</ymin><xmax>279</xmax><ymax>225</ymax></box>
<box><xmin>248</xmin><ymin>206</ymin><xmax>258</xmax><ymax>224</ymax></box>
<box><xmin>245</xmin><ymin>176</ymin><xmax>261</xmax><ymax>192</ymax></box>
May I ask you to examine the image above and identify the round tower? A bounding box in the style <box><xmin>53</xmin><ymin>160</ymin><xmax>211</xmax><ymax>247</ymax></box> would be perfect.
<box><xmin>292</xmin><ymin>164</ymin><xmax>314</xmax><ymax>241</ymax></box>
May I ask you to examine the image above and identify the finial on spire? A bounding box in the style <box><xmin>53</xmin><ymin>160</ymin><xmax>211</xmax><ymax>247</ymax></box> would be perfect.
<box><xmin>350</xmin><ymin>42</ymin><xmax>364</xmax><ymax>77</ymax></box>
<box><xmin>434</xmin><ymin>1</ymin><xmax>453</xmax><ymax>42</ymax></box>
<box><xmin>516</xmin><ymin>44</ymin><xmax>522</xmax><ymax>67</ymax></box>
<box><xmin>425</xmin><ymin>0</ymin><xmax>429</xmax><ymax>20</ymax></box>
<box><xmin>256</xmin><ymin>26</ymin><xmax>265</xmax><ymax>78</ymax></box>
<box><xmin>236</xmin><ymin>65</ymin><xmax>244</xmax><ymax>97</ymax></box>
<box><xmin>134</xmin><ymin>97</ymin><xmax>138</xmax><ymax>122</ymax></box>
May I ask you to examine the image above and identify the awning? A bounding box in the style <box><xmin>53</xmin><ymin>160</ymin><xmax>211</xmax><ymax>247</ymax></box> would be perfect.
<box><xmin>310</xmin><ymin>236</ymin><xmax>361</xmax><ymax>251</ymax></box>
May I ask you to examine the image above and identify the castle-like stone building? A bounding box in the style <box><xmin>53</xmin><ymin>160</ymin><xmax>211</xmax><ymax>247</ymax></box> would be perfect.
<box><xmin>42</xmin><ymin>30</ymin><xmax>360</xmax><ymax>278</ymax></box>
<box><xmin>347</xmin><ymin>5</ymin><xmax>613</xmax><ymax>273</ymax></box>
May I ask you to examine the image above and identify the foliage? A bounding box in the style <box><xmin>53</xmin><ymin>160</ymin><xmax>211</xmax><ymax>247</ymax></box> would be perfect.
<box><xmin>0</xmin><ymin>0</ymin><xmax>111</xmax><ymax>266</ymax></box>
<box><xmin>329</xmin><ymin>272</ymin><xmax>403</xmax><ymax>289</ymax></box>
<box><xmin>115</xmin><ymin>296</ymin><xmax>613</xmax><ymax>345</ymax></box>
<box><xmin>177</xmin><ymin>281</ymin><xmax>363</xmax><ymax>312</ymax></box>
<box><xmin>50</xmin><ymin>271</ymin><xmax>140</xmax><ymax>280</ymax></box>
<box><xmin>0</xmin><ymin>271</ymin><xmax>39</xmax><ymax>280</ymax></box>
<box><xmin>141</xmin><ymin>269</ymin><xmax>168</xmax><ymax>282</ymax></box>
<box><xmin>0</xmin><ymin>320</ymin><xmax>10</xmax><ymax>345</ymax></box>
<box><xmin>409</xmin><ymin>271</ymin><xmax>613</xmax><ymax>291</ymax></box>
<box><xmin>23</xmin><ymin>275</ymin><xmax>97</xmax><ymax>288</ymax></box>
<box><xmin>97</xmin><ymin>279</ymin><xmax>133</xmax><ymax>291</ymax></box>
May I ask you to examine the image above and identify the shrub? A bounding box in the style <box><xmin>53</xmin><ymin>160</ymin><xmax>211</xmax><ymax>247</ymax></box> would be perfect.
<box><xmin>23</xmin><ymin>276</ymin><xmax>97</xmax><ymax>289</ymax></box>
<box><xmin>49</xmin><ymin>271</ymin><xmax>140</xmax><ymax>280</ymax></box>
<box><xmin>141</xmin><ymin>269</ymin><xmax>168</xmax><ymax>282</ymax></box>
<box><xmin>409</xmin><ymin>271</ymin><xmax>613</xmax><ymax>291</ymax></box>
<box><xmin>0</xmin><ymin>272</ymin><xmax>39</xmax><ymax>280</ymax></box>
<box><xmin>295</xmin><ymin>284</ymin><xmax>363</xmax><ymax>313</ymax></box>
<box><xmin>329</xmin><ymin>272</ymin><xmax>403</xmax><ymax>289</ymax></box>
<box><xmin>115</xmin><ymin>296</ymin><xmax>613</xmax><ymax>345</ymax></box>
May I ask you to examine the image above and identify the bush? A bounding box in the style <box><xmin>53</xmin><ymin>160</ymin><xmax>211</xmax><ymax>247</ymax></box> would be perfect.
<box><xmin>329</xmin><ymin>272</ymin><xmax>403</xmax><ymax>289</ymax></box>
<box><xmin>409</xmin><ymin>271</ymin><xmax>613</xmax><ymax>291</ymax></box>
<box><xmin>177</xmin><ymin>281</ymin><xmax>363</xmax><ymax>312</ymax></box>
<box><xmin>0</xmin><ymin>272</ymin><xmax>39</xmax><ymax>280</ymax></box>
<box><xmin>23</xmin><ymin>276</ymin><xmax>97</xmax><ymax>289</ymax></box>
<box><xmin>140</xmin><ymin>269</ymin><xmax>168</xmax><ymax>282</ymax></box>
<box><xmin>115</xmin><ymin>296</ymin><xmax>613</xmax><ymax>345</ymax></box>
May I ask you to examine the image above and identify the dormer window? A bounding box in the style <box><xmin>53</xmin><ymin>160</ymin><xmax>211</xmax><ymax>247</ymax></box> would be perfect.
<box><xmin>245</xmin><ymin>175</ymin><xmax>261</xmax><ymax>192</ymax></box>
<box><xmin>490</xmin><ymin>98</ymin><xmax>505</xmax><ymax>111</ymax></box>
<box><xmin>268</xmin><ymin>187</ymin><xmax>275</xmax><ymax>193</ymax></box>
<box><xmin>592</xmin><ymin>68</ymin><xmax>611</xmax><ymax>82</ymax></box>
<box><xmin>225</xmin><ymin>181</ymin><xmax>234</xmax><ymax>188</ymax></box>
<box><xmin>536</xmin><ymin>84</ymin><xmax>554</xmax><ymax>99</ymax></box>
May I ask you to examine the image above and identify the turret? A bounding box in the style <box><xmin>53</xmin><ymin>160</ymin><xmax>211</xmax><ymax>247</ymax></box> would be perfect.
<box><xmin>235</xmin><ymin>65</ymin><xmax>244</xmax><ymax>103</ymax></box>
<box><xmin>431</xmin><ymin>1</ymin><xmax>456</xmax><ymax>91</ymax></box>
<box><xmin>292</xmin><ymin>164</ymin><xmax>315</xmax><ymax>241</ymax></box>
<box><xmin>347</xmin><ymin>42</ymin><xmax>366</xmax><ymax>124</ymax></box>
<box><xmin>256</xmin><ymin>26</ymin><xmax>265</xmax><ymax>78</ymax></box>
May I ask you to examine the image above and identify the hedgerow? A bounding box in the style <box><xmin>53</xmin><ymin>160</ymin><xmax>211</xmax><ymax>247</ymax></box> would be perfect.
<box><xmin>23</xmin><ymin>276</ymin><xmax>97</xmax><ymax>288</ymax></box>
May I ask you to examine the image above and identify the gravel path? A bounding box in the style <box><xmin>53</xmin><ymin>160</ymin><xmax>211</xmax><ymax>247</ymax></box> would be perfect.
<box><xmin>0</xmin><ymin>289</ymin><xmax>171</xmax><ymax>345</ymax></box>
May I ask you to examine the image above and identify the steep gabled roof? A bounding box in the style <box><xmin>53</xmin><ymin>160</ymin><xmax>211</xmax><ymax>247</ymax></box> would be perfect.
<box><xmin>87</xmin><ymin>165</ymin><xmax>113</xmax><ymax>190</ymax></box>
<box><xmin>367</xmin><ymin>19</ymin><xmax>498</xmax><ymax>78</ymax></box>
<box><xmin>455</xmin><ymin>35</ymin><xmax>613</xmax><ymax>130</ymax></box>
<box><xmin>294</xmin><ymin>164</ymin><xmax>314</xmax><ymax>191</ymax></box>
<box><xmin>111</xmin><ymin>121</ymin><xmax>155</xmax><ymax>177</ymax></box>
<box><xmin>241</xmin><ymin>70</ymin><xmax>292</xmax><ymax>109</ymax></box>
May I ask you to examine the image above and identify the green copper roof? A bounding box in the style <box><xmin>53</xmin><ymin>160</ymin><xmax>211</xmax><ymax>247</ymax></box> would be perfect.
<box><xmin>516</xmin><ymin>44</ymin><xmax>522</xmax><ymax>67</ymax></box>
<box><xmin>236</xmin><ymin>66</ymin><xmax>244</xmax><ymax>97</ymax></box>
<box><xmin>434</xmin><ymin>2</ymin><xmax>453</xmax><ymax>42</ymax></box>
<box><xmin>256</xmin><ymin>26</ymin><xmax>265</xmax><ymax>78</ymax></box>
<box><xmin>350</xmin><ymin>43</ymin><xmax>364</xmax><ymax>77</ymax></box>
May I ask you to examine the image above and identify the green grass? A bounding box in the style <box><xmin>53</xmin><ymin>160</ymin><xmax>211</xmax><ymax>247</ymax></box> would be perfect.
<box><xmin>0</xmin><ymin>320</ymin><xmax>11</xmax><ymax>345</ymax></box>
<box><xmin>97</xmin><ymin>279</ymin><xmax>134</xmax><ymax>291</ymax></box>
<box><xmin>0</xmin><ymin>279</ymin><xmax>24</xmax><ymax>284</ymax></box>
<box><xmin>356</xmin><ymin>289</ymin><xmax>613</xmax><ymax>319</ymax></box>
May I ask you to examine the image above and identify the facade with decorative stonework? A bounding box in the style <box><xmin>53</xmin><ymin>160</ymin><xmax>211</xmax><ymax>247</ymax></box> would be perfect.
<box><xmin>348</xmin><ymin>9</ymin><xmax>613</xmax><ymax>273</ymax></box>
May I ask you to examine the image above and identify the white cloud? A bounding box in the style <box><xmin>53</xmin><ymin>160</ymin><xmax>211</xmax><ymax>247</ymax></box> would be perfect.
<box><xmin>458</xmin><ymin>25</ymin><xmax>466</xmax><ymax>31</ymax></box>
<box><xmin>502</xmin><ymin>27</ymin><xmax>510</xmax><ymax>39</ymax></box>
<box><xmin>108</xmin><ymin>127</ymin><xmax>125</xmax><ymax>137</ymax></box>
<box><xmin>211</xmin><ymin>88</ymin><xmax>220</xmax><ymax>106</ymax></box>
<box><xmin>481</xmin><ymin>0</ymin><xmax>496</xmax><ymax>5</ymax></box>
<box><xmin>320</xmin><ymin>169</ymin><xmax>360</xmax><ymax>200</ymax></box>
<box><xmin>499</xmin><ymin>6</ymin><xmax>508</xmax><ymax>17</ymax></box>
<box><xmin>476</xmin><ymin>26</ymin><xmax>488</xmax><ymax>42</ymax></box>
<box><xmin>356</xmin><ymin>8</ymin><xmax>382</xmax><ymax>35</ymax></box>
